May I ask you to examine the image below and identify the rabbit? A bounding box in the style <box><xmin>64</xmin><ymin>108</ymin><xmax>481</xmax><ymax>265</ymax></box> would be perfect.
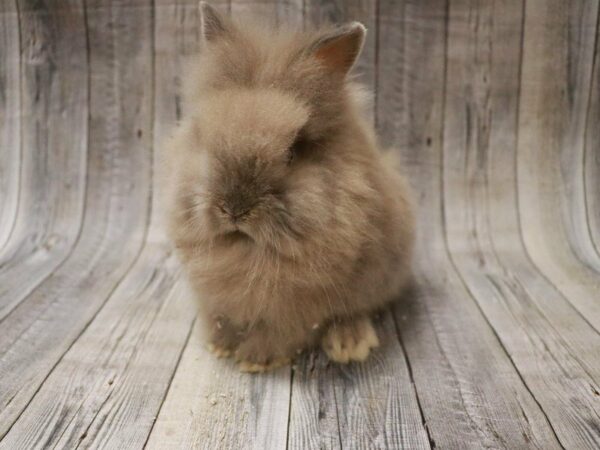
<box><xmin>162</xmin><ymin>3</ymin><xmax>415</xmax><ymax>372</ymax></box>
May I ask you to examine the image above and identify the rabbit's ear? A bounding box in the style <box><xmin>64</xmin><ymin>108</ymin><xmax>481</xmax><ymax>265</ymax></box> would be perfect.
<box><xmin>310</xmin><ymin>22</ymin><xmax>366</xmax><ymax>77</ymax></box>
<box><xmin>200</xmin><ymin>2</ymin><xmax>231</xmax><ymax>43</ymax></box>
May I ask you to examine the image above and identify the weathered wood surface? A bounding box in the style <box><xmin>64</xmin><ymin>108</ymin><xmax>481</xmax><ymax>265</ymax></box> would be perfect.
<box><xmin>1</xmin><ymin>1</ymin><xmax>599</xmax><ymax>448</ymax></box>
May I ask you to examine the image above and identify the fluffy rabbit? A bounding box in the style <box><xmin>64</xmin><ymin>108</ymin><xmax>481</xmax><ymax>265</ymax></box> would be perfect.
<box><xmin>163</xmin><ymin>3</ymin><xmax>414</xmax><ymax>372</ymax></box>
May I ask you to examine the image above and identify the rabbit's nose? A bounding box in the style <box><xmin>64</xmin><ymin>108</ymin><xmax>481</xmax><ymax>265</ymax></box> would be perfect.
<box><xmin>219</xmin><ymin>203</ymin><xmax>251</xmax><ymax>222</ymax></box>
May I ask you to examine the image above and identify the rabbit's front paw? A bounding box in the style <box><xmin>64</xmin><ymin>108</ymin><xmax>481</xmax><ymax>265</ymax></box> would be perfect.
<box><xmin>237</xmin><ymin>357</ymin><xmax>291</xmax><ymax>373</ymax></box>
<box><xmin>207</xmin><ymin>342</ymin><xmax>233</xmax><ymax>358</ymax></box>
<box><xmin>321</xmin><ymin>316</ymin><xmax>379</xmax><ymax>363</ymax></box>
<box><xmin>207</xmin><ymin>315</ymin><xmax>242</xmax><ymax>358</ymax></box>
<box><xmin>234</xmin><ymin>331</ymin><xmax>290</xmax><ymax>373</ymax></box>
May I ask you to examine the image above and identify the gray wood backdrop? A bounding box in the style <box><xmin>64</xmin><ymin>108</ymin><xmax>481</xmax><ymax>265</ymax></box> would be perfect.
<box><xmin>0</xmin><ymin>0</ymin><xmax>599</xmax><ymax>448</ymax></box>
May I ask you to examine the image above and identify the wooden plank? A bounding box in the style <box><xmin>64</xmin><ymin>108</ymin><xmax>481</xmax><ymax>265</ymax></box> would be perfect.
<box><xmin>378</xmin><ymin>1</ymin><xmax>564</xmax><ymax>448</ymax></box>
<box><xmin>279</xmin><ymin>0</ymin><xmax>336</xmax><ymax>439</ymax></box>
<box><xmin>375</xmin><ymin>0</ymin><xmax>405</xmax><ymax>153</ymax></box>
<box><xmin>151</xmin><ymin>0</ymin><xmax>207</xmax><ymax>241</ymax></box>
<box><xmin>230</xmin><ymin>0</ymin><xmax>279</xmax><ymax>21</ymax></box>
<box><xmin>515</xmin><ymin>0</ymin><xmax>600</xmax><ymax>333</ymax></box>
<box><xmin>443</xmin><ymin>1</ymin><xmax>600</xmax><ymax>448</ymax></box>
<box><xmin>585</xmin><ymin>9</ymin><xmax>600</xmax><ymax>251</ymax></box>
<box><xmin>285</xmin><ymin>2</ymin><xmax>429</xmax><ymax>449</ymax></box>
<box><xmin>148</xmin><ymin>2</ymin><xmax>292</xmax><ymax>448</ymax></box>
<box><xmin>146</xmin><ymin>318</ymin><xmax>291</xmax><ymax>450</ymax></box>
<box><xmin>276</xmin><ymin>0</ymin><xmax>304</xmax><ymax>27</ymax></box>
<box><xmin>288</xmin><ymin>313</ymin><xmax>430</xmax><ymax>449</ymax></box>
<box><xmin>286</xmin><ymin>353</ymin><xmax>342</xmax><ymax>450</ymax></box>
<box><xmin>0</xmin><ymin>0</ymin><xmax>153</xmax><ymax>438</ymax></box>
<box><xmin>550</xmin><ymin>0</ymin><xmax>600</xmax><ymax>268</ymax></box>
<box><xmin>0</xmin><ymin>0</ymin><xmax>89</xmax><ymax>321</ymax></box>
<box><xmin>0</xmin><ymin>1</ymin><xmax>21</xmax><ymax>252</ymax></box>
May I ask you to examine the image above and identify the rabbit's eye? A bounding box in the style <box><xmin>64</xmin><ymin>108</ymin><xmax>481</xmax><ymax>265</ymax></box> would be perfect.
<box><xmin>287</xmin><ymin>132</ymin><xmax>307</xmax><ymax>165</ymax></box>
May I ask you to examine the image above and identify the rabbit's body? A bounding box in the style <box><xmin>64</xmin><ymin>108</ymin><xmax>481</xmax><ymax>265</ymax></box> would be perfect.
<box><xmin>164</xmin><ymin>4</ymin><xmax>414</xmax><ymax>371</ymax></box>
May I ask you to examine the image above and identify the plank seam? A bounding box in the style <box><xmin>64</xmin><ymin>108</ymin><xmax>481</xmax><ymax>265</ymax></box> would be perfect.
<box><xmin>142</xmin><ymin>315</ymin><xmax>197</xmax><ymax>448</ymax></box>
<box><xmin>332</xmin><ymin>370</ymin><xmax>343</xmax><ymax>450</ymax></box>
<box><xmin>373</xmin><ymin>0</ymin><xmax>379</xmax><ymax>130</ymax></box>
<box><xmin>391</xmin><ymin>308</ymin><xmax>435</xmax><ymax>448</ymax></box>
<box><xmin>284</xmin><ymin>357</ymin><xmax>295</xmax><ymax>450</ymax></box>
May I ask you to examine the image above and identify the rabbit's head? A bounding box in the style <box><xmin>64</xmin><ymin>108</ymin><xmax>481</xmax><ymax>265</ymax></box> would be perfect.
<box><xmin>170</xmin><ymin>3</ymin><xmax>368</xmax><ymax>251</ymax></box>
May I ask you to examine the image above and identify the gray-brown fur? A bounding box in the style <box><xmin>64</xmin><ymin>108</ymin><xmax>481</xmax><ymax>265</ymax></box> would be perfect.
<box><xmin>162</xmin><ymin>3</ymin><xmax>415</xmax><ymax>371</ymax></box>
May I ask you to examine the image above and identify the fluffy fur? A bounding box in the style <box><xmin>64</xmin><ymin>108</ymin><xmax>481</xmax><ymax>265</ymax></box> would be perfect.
<box><xmin>162</xmin><ymin>4</ymin><xmax>415</xmax><ymax>372</ymax></box>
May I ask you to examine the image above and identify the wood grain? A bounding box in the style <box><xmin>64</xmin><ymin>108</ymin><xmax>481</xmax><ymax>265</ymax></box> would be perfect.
<box><xmin>0</xmin><ymin>0</ymin><xmax>89</xmax><ymax>322</ymax></box>
<box><xmin>515</xmin><ymin>0</ymin><xmax>600</xmax><ymax>332</ymax></box>
<box><xmin>0</xmin><ymin>0</ymin><xmax>153</xmax><ymax>440</ymax></box>
<box><xmin>0</xmin><ymin>0</ymin><xmax>90</xmax><ymax>436</ymax></box>
<box><xmin>380</xmin><ymin>0</ymin><xmax>565</xmax><ymax>448</ymax></box>
<box><xmin>288</xmin><ymin>313</ymin><xmax>430</xmax><ymax>449</ymax></box>
<box><xmin>585</xmin><ymin>8</ymin><xmax>600</xmax><ymax>253</ymax></box>
<box><xmin>442</xmin><ymin>0</ymin><xmax>600</xmax><ymax>448</ymax></box>
<box><xmin>0</xmin><ymin>0</ymin><xmax>21</xmax><ymax>252</ymax></box>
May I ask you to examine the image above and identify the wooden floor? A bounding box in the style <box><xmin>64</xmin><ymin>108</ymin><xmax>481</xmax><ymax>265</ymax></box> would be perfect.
<box><xmin>1</xmin><ymin>0</ymin><xmax>599</xmax><ymax>448</ymax></box>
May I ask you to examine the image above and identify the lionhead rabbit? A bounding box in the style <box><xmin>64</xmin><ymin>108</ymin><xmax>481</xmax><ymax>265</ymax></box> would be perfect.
<box><xmin>163</xmin><ymin>3</ymin><xmax>414</xmax><ymax>372</ymax></box>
